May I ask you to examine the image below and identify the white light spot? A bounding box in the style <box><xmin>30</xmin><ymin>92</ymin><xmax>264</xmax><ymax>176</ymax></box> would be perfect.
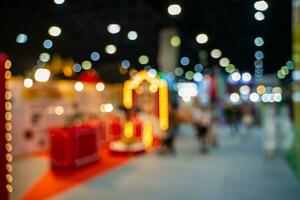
<box><xmin>34</xmin><ymin>68</ymin><xmax>51</xmax><ymax>82</ymax></box>
<box><xmin>127</xmin><ymin>31</ymin><xmax>138</xmax><ymax>40</ymax></box>
<box><xmin>105</xmin><ymin>44</ymin><xmax>117</xmax><ymax>54</ymax></box>
<box><xmin>24</xmin><ymin>78</ymin><xmax>33</xmax><ymax>88</ymax></box>
<box><xmin>48</xmin><ymin>26</ymin><xmax>62</xmax><ymax>37</ymax></box>
<box><xmin>74</xmin><ymin>81</ymin><xmax>84</xmax><ymax>92</ymax></box>
<box><xmin>168</xmin><ymin>4</ymin><xmax>182</xmax><ymax>16</ymax></box>
<box><xmin>196</xmin><ymin>33</ymin><xmax>208</xmax><ymax>44</ymax></box>
<box><xmin>107</xmin><ymin>24</ymin><xmax>121</xmax><ymax>34</ymax></box>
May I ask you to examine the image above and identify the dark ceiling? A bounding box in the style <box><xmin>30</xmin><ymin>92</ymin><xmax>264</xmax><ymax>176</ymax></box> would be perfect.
<box><xmin>0</xmin><ymin>0</ymin><xmax>291</xmax><ymax>82</ymax></box>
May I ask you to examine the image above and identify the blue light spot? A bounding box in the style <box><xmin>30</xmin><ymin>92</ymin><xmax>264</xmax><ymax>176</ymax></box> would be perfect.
<box><xmin>180</xmin><ymin>56</ymin><xmax>190</xmax><ymax>66</ymax></box>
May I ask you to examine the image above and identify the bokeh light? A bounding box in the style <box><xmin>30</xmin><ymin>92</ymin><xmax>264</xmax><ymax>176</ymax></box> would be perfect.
<box><xmin>277</xmin><ymin>70</ymin><xmax>285</xmax><ymax>79</ymax></box>
<box><xmin>185</xmin><ymin>71</ymin><xmax>194</xmax><ymax>80</ymax></box>
<box><xmin>105</xmin><ymin>44</ymin><xmax>117</xmax><ymax>54</ymax></box>
<box><xmin>225</xmin><ymin>64</ymin><xmax>236</xmax><ymax>73</ymax></box>
<box><xmin>73</xmin><ymin>63</ymin><xmax>82</xmax><ymax>73</ymax></box>
<box><xmin>292</xmin><ymin>70</ymin><xmax>300</xmax><ymax>81</ymax></box>
<box><xmin>39</xmin><ymin>53</ymin><xmax>51</xmax><ymax>62</ymax></box>
<box><xmin>121</xmin><ymin>60</ymin><xmax>131</xmax><ymax>69</ymax></box>
<box><xmin>48</xmin><ymin>26</ymin><xmax>62</xmax><ymax>37</ymax></box>
<box><xmin>211</xmin><ymin>49</ymin><xmax>222</xmax><ymax>59</ymax></box>
<box><xmin>254</xmin><ymin>1</ymin><xmax>269</xmax><ymax>11</ymax></box>
<box><xmin>82</xmin><ymin>60</ymin><xmax>92</xmax><ymax>70</ymax></box>
<box><xmin>105</xmin><ymin>103</ymin><xmax>113</xmax><ymax>112</ymax></box>
<box><xmin>242</xmin><ymin>72</ymin><xmax>252</xmax><ymax>82</ymax></box>
<box><xmin>255</xmin><ymin>59</ymin><xmax>263</xmax><ymax>68</ymax></box>
<box><xmin>180</xmin><ymin>56</ymin><xmax>190</xmax><ymax>66</ymax></box>
<box><xmin>255</xmin><ymin>51</ymin><xmax>264</xmax><ymax>60</ymax></box>
<box><xmin>34</xmin><ymin>68</ymin><xmax>51</xmax><ymax>82</ymax></box>
<box><xmin>254</xmin><ymin>11</ymin><xmax>265</xmax><ymax>21</ymax></box>
<box><xmin>196</xmin><ymin>33</ymin><xmax>208</xmax><ymax>44</ymax></box>
<box><xmin>170</xmin><ymin>36</ymin><xmax>181</xmax><ymax>47</ymax></box>
<box><xmin>127</xmin><ymin>31</ymin><xmax>138</xmax><ymax>40</ymax></box>
<box><xmin>90</xmin><ymin>51</ymin><xmax>100</xmax><ymax>61</ymax></box>
<box><xmin>55</xmin><ymin>106</ymin><xmax>64</xmax><ymax>115</ymax></box>
<box><xmin>281</xmin><ymin>66</ymin><xmax>289</xmax><ymax>75</ymax></box>
<box><xmin>230</xmin><ymin>93</ymin><xmax>240</xmax><ymax>103</ymax></box>
<box><xmin>257</xmin><ymin>85</ymin><xmax>266</xmax><ymax>94</ymax></box>
<box><xmin>54</xmin><ymin>0</ymin><xmax>65</xmax><ymax>5</ymax></box>
<box><xmin>262</xmin><ymin>93</ymin><xmax>269</xmax><ymax>102</ymax></box>
<box><xmin>168</xmin><ymin>4</ymin><xmax>181</xmax><ymax>15</ymax></box>
<box><xmin>16</xmin><ymin>33</ymin><xmax>28</xmax><ymax>43</ymax></box>
<box><xmin>138</xmin><ymin>55</ymin><xmax>149</xmax><ymax>65</ymax></box>
<box><xmin>63</xmin><ymin>66</ymin><xmax>73</xmax><ymax>77</ymax></box>
<box><xmin>148</xmin><ymin>69</ymin><xmax>157</xmax><ymax>78</ymax></box>
<box><xmin>274</xmin><ymin>93</ymin><xmax>282</xmax><ymax>102</ymax></box>
<box><xmin>174</xmin><ymin>67</ymin><xmax>184</xmax><ymax>76</ymax></box>
<box><xmin>254</xmin><ymin>37</ymin><xmax>264</xmax><ymax>46</ymax></box>
<box><xmin>23</xmin><ymin>78</ymin><xmax>33</xmax><ymax>88</ymax></box>
<box><xmin>43</xmin><ymin>39</ymin><xmax>53</xmax><ymax>49</ymax></box>
<box><xmin>107</xmin><ymin>24</ymin><xmax>121</xmax><ymax>34</ymax></box>
<box><xmin>239</xmin><ymin>85</ymin><xmax>250</xmax><ymax>95</ymax></box>
<box><xmin>193</xmin><ymin>72</ymin><xmax>203</xmax><ymax>82</ymax></box>
<box><xmin>96</xmin><ymin>82</ymin><xmax>105</xmax><ymax>92</ymax></box>
<box><xmin>250</xmin><ymin>93</ymin><xmax>260</xmax><ymax>102</ymax></box>
<box><xmin>219</xmin><ymin>57</ymin><xmax>230</xmax><ymax>67</ymax></box>
<box><xmin>272</xmin><ymin>87</ymin><xmax>282</xmax><ymax>94</ymax></box>
<box><xmin>194</xmin><ymin>64</ymin><xmax>203</xmax><ymax>72</ymax></box>
<box><xmin>286</xmin><ymin>60</ymin><xmax>295</xmax><ymax>70</ymax></box>
<box><xmin>144</xmin><ymin>65</ymin><xmax>152</xmax><ymax>70</ymax></box>
<box><xmin>231</xmin><ymin>72</ymin><xmax>241</xmax><ymax>82</ymax></box>
<box><xmin>74</xmin><ymin>81</ymin><xmax>84</xmax><ymax>92</ymax></box>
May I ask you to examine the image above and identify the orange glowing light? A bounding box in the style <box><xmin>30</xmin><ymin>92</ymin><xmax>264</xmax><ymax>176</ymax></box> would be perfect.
<box><xmin>123</xmin><ymin>70</ymin><xmax>169</xmax><ymax>131</ymax></box>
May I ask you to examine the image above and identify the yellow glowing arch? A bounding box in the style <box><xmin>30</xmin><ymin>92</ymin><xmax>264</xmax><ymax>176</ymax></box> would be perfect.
<box><xmin>123</xmin><ymin>70</ymin><xmax>169</xmax><ymax>131</ymax></box>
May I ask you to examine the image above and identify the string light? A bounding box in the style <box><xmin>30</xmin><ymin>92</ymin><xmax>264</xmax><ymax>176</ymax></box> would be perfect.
<box><xmin>4</xmin><ymin>58</ymin><xmax>13</xmax><ymax>193</ymax></box>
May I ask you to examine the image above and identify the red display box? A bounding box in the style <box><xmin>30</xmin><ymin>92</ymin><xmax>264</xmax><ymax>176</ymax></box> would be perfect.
<box><xmin>108</xmin><ymin>115</ymin><xmax>122</xmax><ymax>141</ymax></box>
<box><xmin>87</xmin><ymin>119</ymin><xmax>107</xmax><ymax>146</ymax></box>
<box><xmin>50</xmin><ymin>125</ymin><xmax>99</xmax><ymax>168</ymax></box>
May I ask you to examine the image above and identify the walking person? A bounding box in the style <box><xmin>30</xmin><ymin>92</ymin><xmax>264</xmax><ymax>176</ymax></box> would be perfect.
<box><xmin>241</xmin><ymin>105</ymin><xmax>254</xmax><ymax>139</ymax></box>
<box><xmin>159</xmin><ymin>103</ymin><xmax>179</xmax><ymax>155</ymax></box>
<box><xmin>192</xmin><ymin>100</ymin><xmax>211</xmax><ymax>154</ymax></box>
<box><xmin>208</xmin><ymin>103</ymin><xmax>219</xmax><ymax>148</ymax></box>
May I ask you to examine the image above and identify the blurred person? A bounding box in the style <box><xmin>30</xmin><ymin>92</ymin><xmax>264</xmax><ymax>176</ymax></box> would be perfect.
<box><xmin>159</xmin><ymin>103</ymin><xmax>179</xmax><ymax>155</ymax></box>
<box><xmin>208</xmin><ymin>103</ymin><xmax>219</xmax><ymax>148</ymax></box>
<box><xmin>224</xmin><ymin>104</ymin><xmax>240</xmax><ymax>135</ymax></box>
<box><xmin>192</xmin><ymin>99</ymin><xmax>211</xmax><ymax>154</ymax></box>
<box><xmin>241</xmin><ymin>105</ymin><xmax>254</xmax><ymax>138</ymax></box>
<box><xmin>263</xmin><ymin>104</ymin><xmax>277</xmax><ymax>157</ymax></box>
<box><xmin>278</xmin><ymin>105</ymin><xmax>295</xmax><ymax>154</ymax></box>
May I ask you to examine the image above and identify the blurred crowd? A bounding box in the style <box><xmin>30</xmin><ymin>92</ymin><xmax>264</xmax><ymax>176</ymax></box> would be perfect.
<box><xmin>160</xmin><ymin>97</ymin><xmax>295</xmax><ymax>157</ymax></box>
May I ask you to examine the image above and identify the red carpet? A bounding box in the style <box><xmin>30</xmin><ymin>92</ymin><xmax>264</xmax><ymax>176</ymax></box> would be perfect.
<box><xmin>21</xmin><ymin>148</ymin><xmax>131</xmax><ymax>200</ymax></box>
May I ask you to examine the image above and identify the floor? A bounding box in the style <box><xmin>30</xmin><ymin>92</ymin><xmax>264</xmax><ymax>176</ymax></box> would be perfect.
<box><xmin>44</xmin><ymin>125</ymin><xmax>300</xmax><ymax>200</ymax></box>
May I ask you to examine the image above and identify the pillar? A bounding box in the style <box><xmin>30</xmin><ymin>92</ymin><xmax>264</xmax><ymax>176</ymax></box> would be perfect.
<box><xmin>157</xmin><ymin>27</ymin><xmax>179</xmax><ymax>73</ymax></box>
<box><xmin>292</xmin><ymin>0</ymin><xmax>300</xmax><ymax>179</ymax></box>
